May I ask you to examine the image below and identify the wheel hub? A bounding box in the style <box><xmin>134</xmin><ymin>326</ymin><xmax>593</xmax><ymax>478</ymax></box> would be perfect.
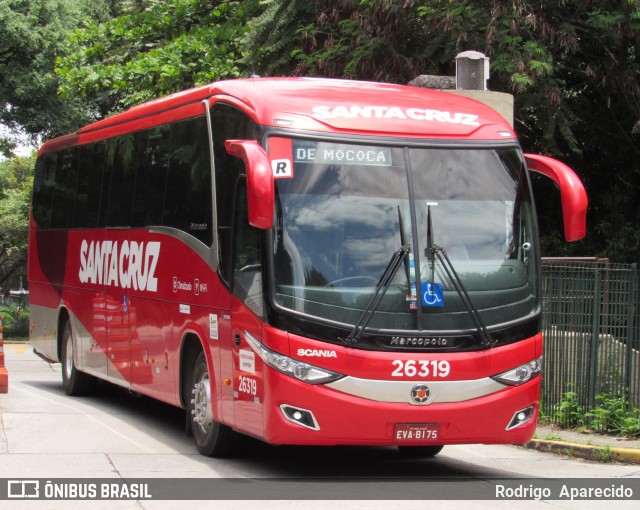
<box><xmin>191</xmin><ymin>376</ymin><xmax>212</xmax><ymax>432</ymax></box>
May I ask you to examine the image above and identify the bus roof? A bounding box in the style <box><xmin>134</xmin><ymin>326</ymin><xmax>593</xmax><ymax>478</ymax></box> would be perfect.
<box><xmin>41</xmin><ymin>77</ymin><xmax>515</xmax><ymax>154</ymax></box>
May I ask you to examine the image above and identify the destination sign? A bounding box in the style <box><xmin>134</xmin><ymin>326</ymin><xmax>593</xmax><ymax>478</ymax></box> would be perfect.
<box><xmin>293</xmin><ymin>141</ymin><xmax>392</xmax><ymax>167</ymax></box>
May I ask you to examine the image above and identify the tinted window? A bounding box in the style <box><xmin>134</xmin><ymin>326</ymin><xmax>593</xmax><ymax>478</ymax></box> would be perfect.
<box><xmin>32</xmin><ymin>155</ymin><xmax>55</xmax><ymax>228</ymax></box>
<box><xmin>50</xmin><ymin>150</ymin><xmax>78</xmax><ymax>228</ymax></box>
<box><xmin>163</xmin><ymin>116</ymin><xmax>213</xmax><ymax>245</ymax></box>
<box><xmin>33</xmin><ymin>149</ymin><xmax>78</xmax><ymax>229</ymax></box>
<box><xmin>74</xmin><ymin>142</ymin><xmax>106</xmax><ymax>228</ymax></box>
<box><xmin>232</xmin><ymin>179</ymin><xmax>263</xmax><ymax>317</ymax></box>
<box><xmin>105</xmin><ymin>134</ymin><xmax>138</xmax><ymax>227</ymax></box>
<box><xmin>212</xmin><ymin>103</ymin><xmax>259</xmax><ymax>283</ymax></box>
<box><xmin>33</xmin><ymin>115</ymin><xmax>215</xmax><ymax>245</ymax></box>
<box><xmin>131</xmin><ymin>125</ymin><xmax>171</xmax><ymax>228</ymax></box>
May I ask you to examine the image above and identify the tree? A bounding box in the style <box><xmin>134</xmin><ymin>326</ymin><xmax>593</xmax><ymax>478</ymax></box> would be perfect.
<box><xmin>0</xmin><ymin>0</ymin><xmax>115</xmax><ymax>157</ymax></box>
<box><xmin>0</xmin><ymin>154</ymin><xmax>34</xmax><ymax>292</ymax></box>
<box><xmin>242</xmin><ymin>0</ymin><xmax>317</xmax><ymax>77</ymax></box>
<box><xmin>56</xmin><ymin>0</ymin><xmax>264</xmax><ymax>116</ymax></box>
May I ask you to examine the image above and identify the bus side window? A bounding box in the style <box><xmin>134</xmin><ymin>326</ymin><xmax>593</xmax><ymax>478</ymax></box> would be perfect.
<box><xmin>33</xmin><ymin>155</ymin><xmax>55</xmax><ymax>229</ymax></box>
<box><xmin>33</xmin><ymin>149</ymin><xmax>79</xmax><ymax>230</ymax></box>
<box><xmin>163</xmin><ymin>116</ymin><xmax>213</xmax><ymax>245</ymax></box>
<box><xmin>105</xmin><ymin>134</ymin><xmax>138</xmax><ymax>227</ymax></box>
<box><xmin>131</xmin><ymin>126</ymin><xmax>171</xmax><ymax>228</ymax></box>
<box><xmin>212</xmin><ymin>103</ymin><xmax>260</xmax><ymax>286</ymax></box>
<box><xmin>74</xmin><ymin>142</ymin><xmax>106</xmax><ymax>229</ymax></box>
<box><xmin>50</xmin><ymin>149</ymin><xmax>79</xmax><ymax>229</ymax></box>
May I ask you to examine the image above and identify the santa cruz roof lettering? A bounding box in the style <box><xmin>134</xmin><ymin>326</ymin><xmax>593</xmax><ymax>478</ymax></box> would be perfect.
<box><xmin>311</xmin><ymin>105</ymin><xmax>480</xmax><ymax>127</ymax></box>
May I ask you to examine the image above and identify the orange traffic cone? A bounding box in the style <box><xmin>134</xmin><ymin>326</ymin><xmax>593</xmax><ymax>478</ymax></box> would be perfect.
<box><xmin>0</xmin><ymin>314</ymin><xmax>8</xmax><ymax>393</ymax></box>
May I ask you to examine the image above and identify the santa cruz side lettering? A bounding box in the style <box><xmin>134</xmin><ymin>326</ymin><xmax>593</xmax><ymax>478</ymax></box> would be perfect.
<box><xmin>311</xmin><ymin>105</ymin><xmax>480</xmax><ymax>127</ymax></box>
<box><xmin>78</xmin><ymin>239</ymin><xmax>160</xmax><ymax>292</ymax></box>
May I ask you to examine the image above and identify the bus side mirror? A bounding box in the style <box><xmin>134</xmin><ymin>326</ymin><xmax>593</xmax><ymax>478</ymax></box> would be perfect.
<box><xmin>225</xmin><ymin>140</ymin><xmax>274</xmax><ymax>230</ymax></box>
<box><xmin>524</xmin><ymin>153</ymin><xmax>588</xmax><ymax>242</ymax></box>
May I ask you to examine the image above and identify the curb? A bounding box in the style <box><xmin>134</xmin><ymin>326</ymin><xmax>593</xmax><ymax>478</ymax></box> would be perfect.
<box><xmin>524</xmin><ymin>439</ymin><xmax>640</xmax><ymax>464</ymax></box>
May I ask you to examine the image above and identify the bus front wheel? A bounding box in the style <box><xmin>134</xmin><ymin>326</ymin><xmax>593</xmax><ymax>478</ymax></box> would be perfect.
<box><xmin>189</xmin><ymin>351</ymin><xmax>235</xmax><ymax>457</ymax></box>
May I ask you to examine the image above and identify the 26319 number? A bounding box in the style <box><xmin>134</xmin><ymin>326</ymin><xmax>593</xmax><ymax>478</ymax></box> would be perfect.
<box><xmin>391</xmin><ymin>359</ymin><xmax>450</xmax><ymax>378</ymax></box>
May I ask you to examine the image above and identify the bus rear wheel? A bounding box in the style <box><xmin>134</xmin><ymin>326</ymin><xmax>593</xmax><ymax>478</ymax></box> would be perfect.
<box><xmin>61</xmin><ymin>320</ymin><xmax>94</xmax><ymax>396</ymax></box>
<box><xmin>397</xmin><ymin>445</ymin><xmax>444</xmax><ymax>457</ymax></box>
<box><xmin>189</xmin><ymin>351</ymin><xmax>235</xmax><ymax>457</ymax></box>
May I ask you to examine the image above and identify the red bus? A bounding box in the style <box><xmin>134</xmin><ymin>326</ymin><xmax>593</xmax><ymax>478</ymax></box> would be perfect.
<box><xmin>29</xmin><ymin>77</ymin><xmax>587</xmax><ymax>457</ymax></box>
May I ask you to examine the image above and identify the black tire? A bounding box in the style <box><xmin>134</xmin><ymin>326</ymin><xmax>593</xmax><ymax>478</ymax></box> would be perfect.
<box><xmin>61</xmin><ymin>320</ymin><xmax>94</xmax><ymax>396</ymax></box>
<box><xmin>189</xmin><ymin>351</ymin><xmax>236</xmax><ymax>457</ymax></box>
<box><xmin>397</xmin><ymin>445</ymin><xmax>444</xmax><ymax>457</ymax></box>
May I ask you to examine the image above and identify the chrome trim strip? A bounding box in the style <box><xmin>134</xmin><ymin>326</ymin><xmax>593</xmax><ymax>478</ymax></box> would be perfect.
<box><xmin>324</xmin><ymin>376</ymin><xmax>507</xmax><ymax>405</ymax></box>
<box><xmin>202</xmin><ymin>98</ymin><xmax>219</xmax><ymax>270</ymax></box>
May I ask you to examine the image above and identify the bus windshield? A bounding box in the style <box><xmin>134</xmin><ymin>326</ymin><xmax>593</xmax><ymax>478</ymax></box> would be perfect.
<box><xmin>270</xmin><ymin>138</ymin><xmax>539</xmax><ymax>343</ymax></box>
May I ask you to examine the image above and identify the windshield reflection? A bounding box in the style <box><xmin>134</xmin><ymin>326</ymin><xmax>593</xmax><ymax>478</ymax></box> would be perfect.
<box><xmin>270</xmin><ymin>140</ymin><xmax>539</xmax><ymax>338</ymax></box>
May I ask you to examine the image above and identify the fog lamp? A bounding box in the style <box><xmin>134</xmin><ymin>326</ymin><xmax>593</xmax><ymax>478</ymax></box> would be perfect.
<box><xmin>506</xmin><ymin>405</ymin><xmax>535</xmax><ymax>430</ymax></box>
<box><xmin>280</xmin><ymin>404</ymin><xmax>320</xmax><ymax>430</ymax></box>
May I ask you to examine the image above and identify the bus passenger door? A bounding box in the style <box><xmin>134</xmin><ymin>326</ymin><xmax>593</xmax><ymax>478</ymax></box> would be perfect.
<box><xmin>230</xmin><ymin>179</ymin><xmax>265</xmax><ymax>438</ymax></box>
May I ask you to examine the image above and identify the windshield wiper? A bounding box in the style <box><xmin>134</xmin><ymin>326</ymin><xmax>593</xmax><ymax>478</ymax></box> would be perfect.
<box><xmin>341</xmin><ymin>208</ymin><xmax>411</xmax><ymax>345</ymax></box>
<box><xmin>425</xmin><ymin>206</ymin><xmax>496</xmax><ymax>349</ymax></box>
<box><xmin>397</xmin><ymin>206</ymin><xmax>412</xmax><ymax>290</ymax></box>
<box><xmin>342</xmin><ymin>244</ymin><xmax>410</xmax><ymax>345</ymax></box>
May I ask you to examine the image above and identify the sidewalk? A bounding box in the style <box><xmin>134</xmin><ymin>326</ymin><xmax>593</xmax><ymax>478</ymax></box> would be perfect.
<box><xmin>526</xmin><ymin>424</ymin><xmax>640</xmax><ymax>464</ymax></box>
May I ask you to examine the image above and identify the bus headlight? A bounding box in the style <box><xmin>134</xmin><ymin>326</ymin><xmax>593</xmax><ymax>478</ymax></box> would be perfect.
<box><xmin>244</xmin><ymin>331</ymin><xmax>344</xmax><ymax>385</ymax></box>
<box><xmin>492</xmin><ymin>357</ymin><xmax>542</xmax><ymax>386</ymax></box>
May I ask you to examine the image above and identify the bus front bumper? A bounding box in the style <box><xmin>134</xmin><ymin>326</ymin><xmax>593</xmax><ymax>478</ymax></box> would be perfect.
<box><xmin>258</xmin><ymin>370</ymin><xmax>540</xmax><ymax>446</ymax></box>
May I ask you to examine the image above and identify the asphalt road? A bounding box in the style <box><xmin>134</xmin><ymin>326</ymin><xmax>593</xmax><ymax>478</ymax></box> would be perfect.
<box><xmin>1</xmin><ymin>342</ymin><xmax>639</xmax><ymax>510</ymax></box>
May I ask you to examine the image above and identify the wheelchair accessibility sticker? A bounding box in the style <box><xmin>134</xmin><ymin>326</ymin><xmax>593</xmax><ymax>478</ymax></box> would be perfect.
<box><xmin>422</xmin><ymin>282</ymin><xmax>444</xmax><ymax>307</ymax></box>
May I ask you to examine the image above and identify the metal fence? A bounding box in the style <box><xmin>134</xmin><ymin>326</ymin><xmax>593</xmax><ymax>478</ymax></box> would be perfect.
<box><xmin>541</xmin><ymin>259</ymin><xmax>640</xmax><ymax>422</ymax></box>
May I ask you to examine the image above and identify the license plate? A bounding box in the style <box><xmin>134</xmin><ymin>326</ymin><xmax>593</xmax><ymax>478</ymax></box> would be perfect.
<box><xmin>394</xmin><ymin>423</ymin><xmax>440</xmax><ymax>442</ymax></box>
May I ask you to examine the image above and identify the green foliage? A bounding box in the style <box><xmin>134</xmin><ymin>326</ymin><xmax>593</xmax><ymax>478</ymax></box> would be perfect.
<box><xmin>551</xmin><ymin>388</ymin><xmax>640</xmax><ymax>438</ymax></box>
<box><xmin>553</xmin><ymin>386</ymin><xmax>585</xmax><ymax>428</ymax></box>
<box><xmin>0</xmin><ymin>301</ymin><xmax>29</xmax><ymax>338</ymax></box>
<box><xmin>292</xmin><ymin>0</ymin><xmax>472</xmax><ymax>82</ymax></box>
<box><xmin>56</xmin><ymin>0</ymin><xmax>264</xmax><ymax>114</ymax></box>
<box><xmin>0</xmin><ymin>0</ymin><xmax>113</xmax><ymax>152</ymax></box>
<box><xmin>593</xmin><ymin>446</ymin><xmax>615</xmax><ymax>463</ymax></box>
<box><xmin>586</xmin><ymin>393</ymin><xmax>640</xmax><ymax>437</ymax></box>
<box><xmin>0</xmin><ymin>154</ymin><xmax>34</xmax><ymax>290</ymax></box>
<box><xmin>0</xmin><ymin>188</ymin><xmax>30</xmax><ymax>252</ymax></box>
<box><xmin>243</xmin><ymin>0</ymin><xmax>316</xmax><ymax>77</ymax></box>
